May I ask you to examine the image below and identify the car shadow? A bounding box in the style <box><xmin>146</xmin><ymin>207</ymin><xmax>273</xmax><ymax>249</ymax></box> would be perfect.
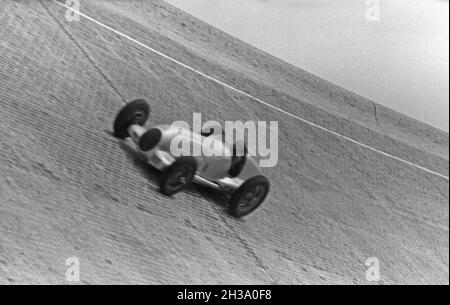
<box><xmin>117</xmin><ymin>139</ymin><xmax>161</xmax><ymax>186</ymax></box>
<box><xmin>186</xmin><ymin>183</ymin><xmax>229</xmax><ymax>210</ymax></box>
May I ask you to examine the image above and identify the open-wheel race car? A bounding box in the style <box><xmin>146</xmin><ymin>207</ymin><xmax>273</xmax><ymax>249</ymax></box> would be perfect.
<box><xmin>113</xmin><ymin>99</ymin><xmax>270</xmax><ymax>218</ymax></box>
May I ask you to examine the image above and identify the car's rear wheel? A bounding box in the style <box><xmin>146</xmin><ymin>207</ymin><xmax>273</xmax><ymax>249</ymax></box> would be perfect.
<box><xmin>160</xmin><ymin>157</ymin><xmax>197</xmax><ymax>196</ymax></box>
<box><xmin>113</xmin><ymin>99</ymin><xmax>149</xmax><ymax>139</ymax></box>
<box><xmin>229</xmin><ymin>175</ymin><xmax>270</xmax><ymax>218</ymax></box>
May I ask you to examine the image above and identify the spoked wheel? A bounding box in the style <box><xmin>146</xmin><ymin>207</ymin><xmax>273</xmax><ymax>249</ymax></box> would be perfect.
<box><xmin>229</xmin><ymin>175</ymin><xmax>270</xmax><ymax>218</ymax></box>
<box><xmin>160</xmin><ymin>157</ymin><xmax>197</xmax><ymax>196</ymax></box>
<box><xmin>113</xmin><ymin>99</ymin><xmax>150</xmax><ymax>139</ymax></box>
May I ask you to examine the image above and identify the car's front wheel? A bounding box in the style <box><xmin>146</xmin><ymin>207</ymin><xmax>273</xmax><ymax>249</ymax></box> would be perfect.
<box><xmin>160</xmin><ymin>157</ymin><xmax>197</xmax><ymax>196</ymax></box>
<box><xmin>228</xmin><ymin>175</ymin><xmax>270</xmax><ymax>218</ymax></box>
<box><xmin>113</xmin><ymin>99</ymin><xmax>150</xmax><ymax>139</ymax></box>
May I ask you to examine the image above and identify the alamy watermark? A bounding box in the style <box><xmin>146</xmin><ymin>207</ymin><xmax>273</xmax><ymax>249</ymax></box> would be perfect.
<box><xmin>169</xmin><ymin>113</ymin><xmax>279</xmax><ymax>168</ymax></box>
<box><xmin>365</xmin><ymin>257</ymin><xmax>381</xmax><ymax>282</ymax></box>
<box><xmin>65</xmin><ymin>0</ymin><xmax>80</xmax><ymax>22</ymax></box>
<box><xmin>65</xmin><ymin>256</ymin><xmax>80</xmax><ymax>282</ymax></box>
<box><xmin>365</xmin><ymin>0</ymin><xmax>381</xmax><ymax>22</ymax></box>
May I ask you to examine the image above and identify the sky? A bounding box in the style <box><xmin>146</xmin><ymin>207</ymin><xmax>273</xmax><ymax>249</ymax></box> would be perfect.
<box><xmin>166</xmin><ymin>0</ymin><xmax>449</xmax><ymax>131</ymax></box>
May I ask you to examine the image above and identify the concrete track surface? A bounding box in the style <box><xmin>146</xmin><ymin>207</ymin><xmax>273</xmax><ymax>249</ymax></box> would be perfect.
<box><xmin>0</xmin><ymin>0</ymin><xmax>448</xmax><ymax>284</ymax></box>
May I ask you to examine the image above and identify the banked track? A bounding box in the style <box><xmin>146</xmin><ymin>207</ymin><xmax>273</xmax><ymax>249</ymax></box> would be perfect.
<box><xmin>0</xmin><ymin>0</ymin><xmax>448</xmax><ymax>284</ymax></box>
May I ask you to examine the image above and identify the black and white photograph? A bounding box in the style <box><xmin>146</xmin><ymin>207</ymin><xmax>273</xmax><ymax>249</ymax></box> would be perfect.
<box><xmin>0</xmin><ymin>0</ymin><xmax>448</xmax><ymax>289</ymax></box>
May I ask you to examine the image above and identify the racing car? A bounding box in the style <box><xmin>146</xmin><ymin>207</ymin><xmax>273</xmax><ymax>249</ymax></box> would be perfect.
<box><xmin>113</xmin><ymin>99</ymin><xmax>270</xmax><ymax>218</ymax></box>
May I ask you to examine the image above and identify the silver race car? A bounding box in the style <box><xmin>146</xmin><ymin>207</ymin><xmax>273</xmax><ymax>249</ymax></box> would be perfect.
<box><xmin>113</xmin><ymin>99</ymin><xmax>270</xmax><ymax>218</ymax></box>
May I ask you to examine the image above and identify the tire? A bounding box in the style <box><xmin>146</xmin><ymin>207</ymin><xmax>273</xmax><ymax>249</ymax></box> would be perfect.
<box><xmin>113</xmin><ymin>99</ymin><xmax>150</xmax><ymax>139</ymax></box>
<box><xmin>229</xmin><ymin>175</ymin><xmax>270</xmax><ymax>218</ymax></box>
<box><xmin>228</xmin><ymin>143</ymin><xmax>248</xmax><ymax>177</ymax></box>
<box><xmin>160</xmin><ymin>157</ymin><xmax>197</xmax><ymax>196</ymax></box>
<box><xmin>139</xmin><ymin>128</ymin><xmax>162</xmax><ymax>152</ymax></box>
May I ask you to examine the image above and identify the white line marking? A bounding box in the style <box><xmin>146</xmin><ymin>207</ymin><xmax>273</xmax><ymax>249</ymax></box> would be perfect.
<box><xmin>53</xmin><ymin>0</ymin><xmax>449</xmax><ymax>181</ymax></box>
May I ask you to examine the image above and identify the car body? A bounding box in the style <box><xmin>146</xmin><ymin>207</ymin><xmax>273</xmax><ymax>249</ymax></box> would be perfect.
<box><xmin>128</xmin><ymin>123</ymin><xmax>263</xmax><ymax>193</ymax></box>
